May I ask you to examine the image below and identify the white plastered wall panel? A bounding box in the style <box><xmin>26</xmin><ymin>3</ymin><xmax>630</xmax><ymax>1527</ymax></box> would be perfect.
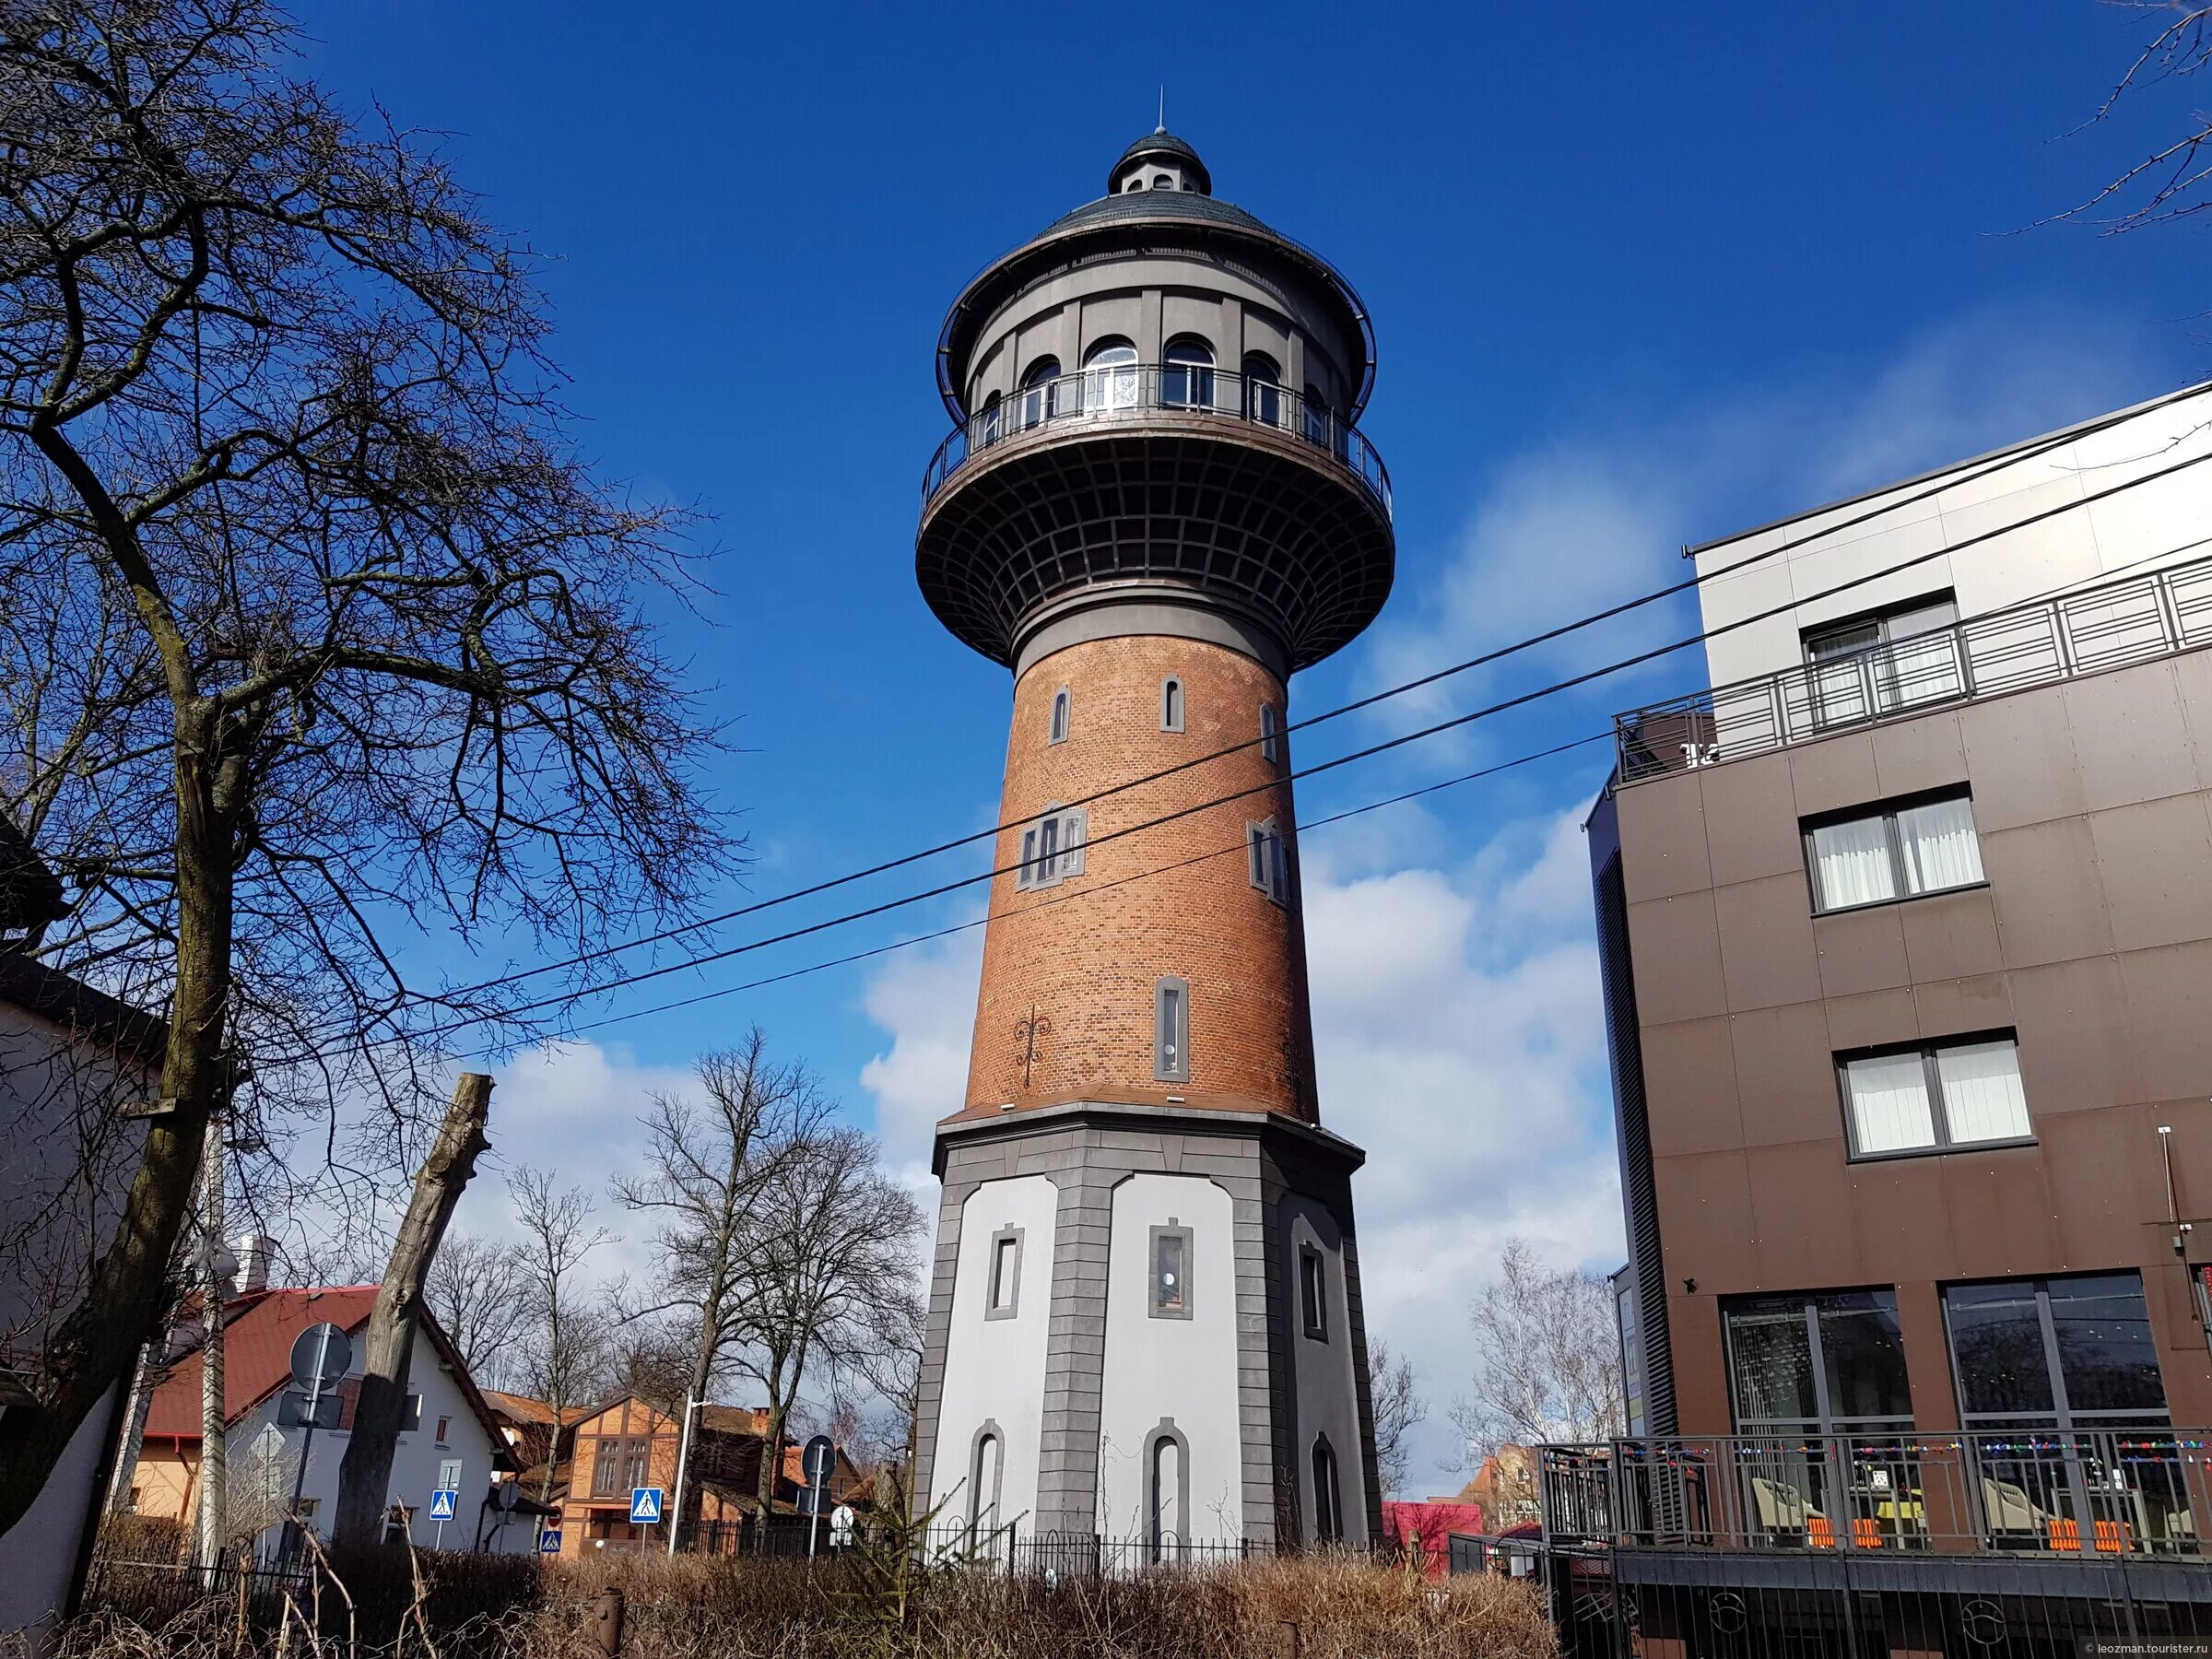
<box><xmin>1096</xmin><ymin>1172</ymin><xmax>1241</xmax><ymax>1542</ymax></box>
<box><xmin>926</xmin><ymin>1174</ymin><xmax>1057</xmax><ymax>1531</ymax></box>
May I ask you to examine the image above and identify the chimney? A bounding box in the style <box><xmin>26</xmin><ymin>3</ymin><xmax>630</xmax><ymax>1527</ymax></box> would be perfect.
<box><xmin>229</xmin><ymin>1234</ymin><xmax>277</xmax><ymax>1297</ymax></box>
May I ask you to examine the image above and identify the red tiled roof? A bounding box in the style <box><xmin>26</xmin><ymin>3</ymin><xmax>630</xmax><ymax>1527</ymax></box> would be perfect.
<box><xmin>146</xmin><ymin>1287</ymin><xmax>380</xmax><ymax>1438</ymax></box>
<box><xmin>144</xmin><ymin>1287</ymin><xmax>511</xmax><ymax>1467</ymax></box>
<box><xmin>481</xmin><ymin>1390</ymin><xmax>593</xmax><ymax>1428</ymax></box>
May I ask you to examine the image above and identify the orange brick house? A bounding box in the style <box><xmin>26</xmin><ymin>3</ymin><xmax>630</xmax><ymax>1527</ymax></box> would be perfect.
<box><xmin>556</xmin><ymin>1395</ymin><xmax>864</xmax><ymax>1555</ymax></box>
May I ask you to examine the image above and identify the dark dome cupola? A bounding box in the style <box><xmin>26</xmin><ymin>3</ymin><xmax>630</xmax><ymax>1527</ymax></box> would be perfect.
<box><xmin>1110</xmin><ymin>127</ymin><xmax>1212</xmax><ymax>194</ymax></box>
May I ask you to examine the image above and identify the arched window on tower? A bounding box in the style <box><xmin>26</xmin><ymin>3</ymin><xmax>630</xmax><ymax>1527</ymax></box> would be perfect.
<box><xmin>1159</xmin><ymin>676</ymin><xmax>1184</xmax><ymax>733</ymax></box>
<box><xmin>1084</xmin><ymin>337</ymin><xmax>1139</xmax><ymax>413</ymax></box>
<box><xmin>1147</xmin><ymin>1426</ymin><xmax>1189</xmax><ymax>1561</ymax></box>
<box><xmin>1311</xmin><ymin>1435</ymin><xmax>1343</xmax><ymax>1543</ymax></box>
<box><xmin>1049</xmin><ymin>686</ymin><xmax>1071</xmax><ymax>746</ymax></box>
<box><xmin>1020</xmin><ymin>356</ymin><xmax>1062</xmax><ymax>429</ymax></box>
<box><xmin>1162</xmin><ymin>336</ymin><xmax>1214</xmax><ymax>409</ymax></box>
<box><xmin>977</xmin><ymin>389</ymin><xmax>1002</xmax><ymax>449</ymax></box>
<box><xmin>1260</xmin><ymin>702</ymin><xmax>1281</xmax><ymax>764</ymax></box>
<box><xmin>970</xmin><ymin>1427</ymin><xmax>1003</xmax><ymax>1538</ymax></box>
<box><xmin>1241</xmin><ymin>353</ymin><xmax>1281</xmax><ymax>428</ymax></box>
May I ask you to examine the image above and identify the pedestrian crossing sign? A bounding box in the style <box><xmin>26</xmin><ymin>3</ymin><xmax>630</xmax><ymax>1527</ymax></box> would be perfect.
<box><xmin>629</xmin><ymin>1487</ymin><xmax>663</xmax><ymax>1524</ymax></box>
<box><xmin>428</xmin><ymin>1488</ymin><xmax>458</xmax><ymax>1521</ymax></box>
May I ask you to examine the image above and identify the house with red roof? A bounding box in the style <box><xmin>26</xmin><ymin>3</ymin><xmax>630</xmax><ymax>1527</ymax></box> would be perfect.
<box><xmin>133</xmin><ymin>1285</ymin><xmax>528</xmax><ymax>1555</ymax></box>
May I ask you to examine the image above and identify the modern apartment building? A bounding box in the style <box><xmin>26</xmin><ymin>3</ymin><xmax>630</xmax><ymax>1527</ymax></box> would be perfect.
<box><xmin>1571</xmin><ymin>380</ymin><xmax>2212</xmax><ymax>1647</ymax></box>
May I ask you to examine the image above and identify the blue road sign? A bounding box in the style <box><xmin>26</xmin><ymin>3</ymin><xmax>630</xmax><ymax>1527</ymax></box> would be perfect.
<box><xmin>629</xmin><ymin>1487</ymin><xmax>664</xmax><ymax>1524</ymax></box>
<box><xmin>428</xmin><ymin>1488</ymin><xmax>458</xmax><ymax>1521</ymax></box>
<box><xmin>538</xmin><ymin>1526</ymin><xmax>562</xmax><ymax>1554</ymax></box>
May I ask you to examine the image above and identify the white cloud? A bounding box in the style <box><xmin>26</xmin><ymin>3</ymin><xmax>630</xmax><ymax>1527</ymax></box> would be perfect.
<box><xmin>857</xmin><ymin>928</ymin><xmax>984</xmax><ymax>1194</ymax></box>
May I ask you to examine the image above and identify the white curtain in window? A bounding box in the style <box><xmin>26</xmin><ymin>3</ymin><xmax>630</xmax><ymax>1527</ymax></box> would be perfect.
<box><xmin>1896</xmin><ymin>797</ymin><xmax>1983</xmax><ymax>894</ymax></box>
<box><xmin>1936</xmin><ymin>1041</ymin><xmax>2030</xmax><ymax>1144</ymax></box>
<box><xmin>1811</xmin><ymin>816</ymin><xmax>1896</xmax><ymax>910</ymax></box>
<box><xmin>1845</xmin><ymin>1052</ymin><xmax>1936</xmax><ymax>1153</ymax></box>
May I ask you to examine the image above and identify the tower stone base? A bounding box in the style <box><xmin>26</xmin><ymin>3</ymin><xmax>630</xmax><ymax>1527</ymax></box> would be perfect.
<box><xmin>913</xmin><ymin>1101</ymin><xmax>1381</xmax><ymax>1547</ymax></box>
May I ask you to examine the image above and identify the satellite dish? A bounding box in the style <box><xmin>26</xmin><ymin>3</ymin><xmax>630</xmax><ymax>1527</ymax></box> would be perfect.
<box><xmin>288</xmin><ymin>1323</ymin><xmax>351</xmax><ymax>1389</ymax></box>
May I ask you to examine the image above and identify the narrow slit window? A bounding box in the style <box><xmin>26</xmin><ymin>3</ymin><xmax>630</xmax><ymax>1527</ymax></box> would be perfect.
<box><xmin>1300</xmin><ymin>1244</ymin><xmax>1328</xmax><ymax>1339</ymax></box>
<box><xmin>1247</xmin><ymin>819</ymin><xmax>1289</xmax><ymax>906</ymax></box>
<box><xmin>1160</xmin><ymin>677</ymin><xmax>1185</xmax><ymax>733</ymax></box>
<box><xmin>1260</xmin><ymin>703</ymin><xmax>1280</xmax><ymax>763</ymax></box>
<box><xmin>1154</xmin><ymin>977</ymin><xmax>1189</xmax><ymax>1082</ymax></box>
<box><xmin>986</xmin><ymin>1228</ymin><xmax>1022</xmax><ymax>1319</ymax></box>
<box><xmin>1049</xmin><ymin>687</ymin><xmax>1071</xmax><ymax>746</ymax></box>
<box><xmin>1311</xmin><ymin>1436</ymin><xmax>1342</xmax><ymax>1542</ymax></box>
<box><xmin>1151</xmin><ymin>1225</ymin><xmax>1192</xmax><ymax>1319</ymax></box>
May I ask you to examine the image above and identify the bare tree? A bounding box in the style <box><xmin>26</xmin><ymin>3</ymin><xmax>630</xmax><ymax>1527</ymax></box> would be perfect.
<box><xmin>610</xmin><ymin>1031</ymin><xmax>826</xmax><ymax>1457</ymax></box>
<box><xmin>0</xmin><ymin>0</ymin><xmax>736</xmax><ymax>1530</ymax></box>
<box><xmin>1451</xmin><ymin>1239</ymin><xmax>1622</xmax><ymax>1456</ymax></box>
<box><xmin>1368</xmin><ymin>1338</ymin><xmax>1427</xmax><ymax>1499</ymax></box>
<box><xmin>509</xmin><ymin>1166</ymin><xmax>614</xmax><ymax>1502</ymax></box>
<box><xmin>426</xmin><ymin>1231</ymin><xmax>525</xmax><ymax>1388</ymax></box>
<box><xmin>2041</xmin><ymin>4</ymin><xmax>2212</xmax><ymax>236</ymax></box>
<box><xmin>724</xmin><ymin>1128</ymin><xmax>924</xmax><ymax>1514</ymax></box>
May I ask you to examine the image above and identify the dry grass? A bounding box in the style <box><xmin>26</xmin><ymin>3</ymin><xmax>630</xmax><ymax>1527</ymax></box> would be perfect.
<box><xmin>48</xmin><ymin>1547</ymin><xmax>1558</xmax><ymax>1659</ymax></box>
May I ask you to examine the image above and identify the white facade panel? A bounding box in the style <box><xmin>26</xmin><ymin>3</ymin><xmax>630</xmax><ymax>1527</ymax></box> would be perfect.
<box><xmin>926</xmin><ymin>1174</ymin><xmax>1057</xmax><ymax>1534</ymax></box>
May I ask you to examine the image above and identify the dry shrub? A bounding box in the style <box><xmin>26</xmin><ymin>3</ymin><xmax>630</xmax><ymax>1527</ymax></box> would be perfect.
<box><xmin>57</xmin><ymin>1548</ymin><xmax>1558</xmax><ymax>1659</ymax></box>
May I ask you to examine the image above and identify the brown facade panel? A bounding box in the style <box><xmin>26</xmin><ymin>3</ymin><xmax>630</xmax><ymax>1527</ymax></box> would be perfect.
<box><xmin>2088</xmin><ymin>794</ymin><xmax>2212</xmax><ymax>953</ymax></box>
<box><xmin>1868</xmin><ymin>708</ymin><xmax>1969</xmax><ymax>800</ymax></box>
<box><xmin>1980</xmin><ymin>816</ymin><xmax>2114</xmax><ymax>968</ymax></box>
<box><xmin>1895</xmin><ymin>886</ymin><xmax>2003</xmax><ymax>982</ymax></box>
<box><xmin>1812</xmin><ymin>905</ymin><xmax>1912</xmax><ymax>999</ymax></box>
<box><xmin>1712</xmin><ymin>874</ymin><xmax>1824</xmax><ymax>1012</ymax></box>
<box><xmin>1697</xmin><ymin>752</ymin><xmax>1802</xmax><ymax>888</ymax></box>
<box><xmin>1727</xmin><ymin>1001</ymin><xmax>1843</xmax><ymax>1150</ymax></box>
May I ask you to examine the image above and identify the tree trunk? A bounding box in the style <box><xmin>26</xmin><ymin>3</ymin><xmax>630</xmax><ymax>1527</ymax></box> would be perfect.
<box><xmin>332</xmin><ymin>1074</ymin><xmax>493</xmax><ymax>1550</ymax></box>
<box><xmin>193</xmin><ymin>1114</ymin><xmax>228</xmax><ymax>1571</ymax></box>
<box><xmin>0</xmin><ymin>715</ymin><xmax>236</xmax><ymax>1538</ymax></box>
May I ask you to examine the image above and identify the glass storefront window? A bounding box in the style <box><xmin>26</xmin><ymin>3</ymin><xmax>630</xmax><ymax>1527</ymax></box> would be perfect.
<box><xmin>1726</xmin><ymin>1290</ymin><xmax>1911</xmax><ymax>1430</ymax></box>
<box><xmin>1944</xmin><ymin>1273</ymin><xmax>2167</xmax><ymax>1426</ymax></box>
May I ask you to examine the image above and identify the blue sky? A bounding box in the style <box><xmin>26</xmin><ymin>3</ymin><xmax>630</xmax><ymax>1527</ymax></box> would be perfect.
<box><xmin>302</xmin><ymin>2</ymin><xmax>2211</xmax><ymax>1488</ymax></box>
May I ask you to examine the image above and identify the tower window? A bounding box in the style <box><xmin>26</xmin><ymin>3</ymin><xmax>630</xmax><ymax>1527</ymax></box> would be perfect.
<box><xmin>1017</xmin><ymin>806</ymin><xmax>1087</xmax><ymax>891</ymax></box>
<box><xmin>1247</xmin><ymin>818</ymin><xmax>1289</xmax><ymax>906</ymax></box>
<box><xmin>1242</xmin><ymin>353</ymin><xmax>1282</xmax><ymax>426</ymax></box>
<box><xmin>1084</xmin><ymin>338</ymin><xmax>1139</xmax><ymax>413</ymax></box>
<box><xmin>1302</xmin><ymin>383</ymin><xmax>1331</xmax><ymax>446</ymax></box>
<box><xmin>1148</xmin><ymin>1423</ymin><xmax>1189</xmax><ymax>1560</ymax></box>
<box><xmin>1260</xmin><ymin>703</ymin><xmax>1280</xmax><ymax>763</ymax></box>
<box><xmin>977</xmin><ymin>389</ymin><xmax>1002</xmax><ymax>449</ymax></box>
<box><xmin>1150</xmin><ymin>1224</ymin><xmax>1193</xmax><ymax>1320</ymax></box>
<box><xmin>1019</xmin><ymin>357</ymin><xmax>1063</xmax><ymax>427</ymax></box>
<box><xmin>1159</xmin><ymin>677</ymin><xmax>1184</xmax><ymax>733</ymax></box>
<box><xmin>1311</xmin><ymin>1435</ymin><xmax>1342</xmax><ymax>1543</ymax></box>
<box><xmin>969</xmin><ymin>1425</ymin><xmax>1003</xmax><ymax>1535</ymax></box>
<box><xmin>985</xmin><ymin>1226</ymin><xmax>1024</xmax><ymax>1321</ymax></box>
<box><xmin>1162</xmin><ymin>336</ymin><xmax>1214</xmax><ymax>408</ymax></box>
<box><xmin>1300</xmin><ymin>1242</ymin><xmax>1329</xmax><ymax>1340</ymax></box>
<box><xmin>1153</xmin><ymin>976</ymin><xmax>1189</xmax><ymax>1083</ymax></box>
<box><xmin>1049</xmin><ymin>687</ymin><xmax>1071</xmax><ymax>746</ymax></box>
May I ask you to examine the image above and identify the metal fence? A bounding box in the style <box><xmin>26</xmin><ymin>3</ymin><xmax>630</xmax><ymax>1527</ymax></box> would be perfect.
<box><xmin>81</xmin><ymin>1557</ymin><xmax>308</xmax><ymax>1626</ymax></box>
<box><xmin>1543</xmin><ymin>1430</ymin><xmax>2212</xmax><ymax>1558</ymax></box>
<box><xmin>920</xmin><ymin>363</ymin><xmax>1392</xmax><ymax>519</ymax></box>
<box><xmin>1613</xmin><ymin>549</ymin><xmax>2212</xmax><ymax>783</ymax></box>
<box><xmin>911</xmin><ymin>1523</ymin><xmax>1264</xmax><ymax>1579</ymax></box>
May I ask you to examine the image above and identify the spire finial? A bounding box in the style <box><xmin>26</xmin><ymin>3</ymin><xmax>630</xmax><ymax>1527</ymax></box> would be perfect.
<box><xmin>1157</xmin><ymin>86</ymin><xmax>1165</xmax><ymax>133</ymax></box>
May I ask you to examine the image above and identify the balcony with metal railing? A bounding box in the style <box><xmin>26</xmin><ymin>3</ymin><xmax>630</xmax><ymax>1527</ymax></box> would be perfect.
<box><xmin>920</xmin><ymin>362</ymin><xmax>1391</xmax><ymax>519</ymax></box>
<box><xmin>1613</xmin><ymin>550</ymin><xmax>2212</xmax><ymax>786</ymax></box>
<box><xmin>1541</xmin><ymin>1430</ymin><xmax>2212</xmax><ymax>1564</ymax></box>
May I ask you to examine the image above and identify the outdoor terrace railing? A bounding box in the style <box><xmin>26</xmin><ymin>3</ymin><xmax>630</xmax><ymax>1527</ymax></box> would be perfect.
<box><xmin>920</xmin><ymin>364</ymin><xmax>1392</xmax><ymax>520</ymax></box>
<box><xmin>1613</xmin><ymin>550</ymin><xmax>2212</xmax><ymax>784</ymax></box>
<box><xmin>1540</xmin><ymin>1430</ymin><xmax>2212</xmax><ymax>1559</ymax></box>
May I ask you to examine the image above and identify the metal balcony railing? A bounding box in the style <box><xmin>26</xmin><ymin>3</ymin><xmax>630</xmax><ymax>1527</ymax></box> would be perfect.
<box><xmin>920</xmin><ymin>364</ymin><xmax>1392</xmax><ymax>520</ymax></box>
<box><xmin>1614</xmin><ymin>550</ymin><xmax>2212</xmax><ymax>784</ymax></box>
<box><xmin>1540</xmin><ymin>1430</ymin><xmax>2212</xmax><ymax>1558</ymax></box>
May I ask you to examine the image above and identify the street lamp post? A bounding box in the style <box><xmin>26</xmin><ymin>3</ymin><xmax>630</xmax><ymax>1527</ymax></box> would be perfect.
<box><xmin>666</xmin><ymin>1394</ymin><xmax>708</xmax><ymax>1557</ymax></box>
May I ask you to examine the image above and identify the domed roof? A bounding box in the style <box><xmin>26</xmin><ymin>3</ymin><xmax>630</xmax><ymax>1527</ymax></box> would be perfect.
<box><xmin>1040</xmin><ymin>189</ymin><xmax>1271</xmax><ymax>240</ymax></box>
<box><xmin>1110</xmin><ymin>128</ymin><xmax>1211</xmax><ymax>194</ymax></box>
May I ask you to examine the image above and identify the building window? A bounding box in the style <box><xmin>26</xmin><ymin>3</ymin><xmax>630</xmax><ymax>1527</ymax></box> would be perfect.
<box><xmin>1162</xmin><ymin>336</ymin><xmax>1214</xmax><ymax>407</ymax></box>
<box><xmin>1019</xmin><ymin>356</ymin><xmax>1062</xmax><ymax>427</ymax></box>
<box><xmin>1300</xmin><ymin>1243</ymin><xmax>1329</xmax><ymax>1340</ymax></box>
<box><xmin>1803</xmin><ymin>591</ymin><xmax>1964</xmax><ymax>724</ymax></box>
<box><xmin>594</xmin><ymin>1434</ymin><xmax>650</xmax><ymax>1497</ymax></box>
<box><xmin>1017</xmin><ymin>805</ymin><xmax>1087</xmax><ymax>891</ymax></box>
<box><xmin>1083</xmin><ymin>337</ymin><xmax>1138</xmax><ymax>413</ymax></box>
<box><xmin>1150</xmin><ymin>1224</ymin><xmax>1193</xmax><ymax>1320</ymax></box>
<box><xmin>1724</xmin><ymin>1291</ymin><xmax>1912</xmax><ymax>1433</ymax></box>
<box><xmin>1311</xmin><ymin>1436</ymin><xmax>1343</xmax><ymax>1543</ymax></box>
<box><xmin>968</xmin><ymin>1424</ymin><xmax>1003</xmax><ymax>1535</ymax></box>
<box><xmin>985</xmin><ymin>1226</ymin><xmax>1023</xmax><ymax>1322</ymax></box>
<box><xmin>434</xmin><ymin>1416</ymin><xmax>450</xmax><ymax>1445</ymax></box>
<box><xmin>1147</xmin><ymin>1423</ymin><xmax>1189</xmax><ymax>1560</ymax></box>
<box><xmin>620</xmin><ymin>1437</ymin><xmax>650</xmax><ymax>1492</ymax></box>
<box><xmin>1049</xmin><ymin>687</ymin><xmax>1071</xmax><ymax>745</ymax></box>
<box><xmin>1806</xmin><ymin>791</ymin><xmax>1984</xmax><ymax>913</ymax></box>
<box><xmin>1247</xmin><ymin>818</ymin><xmax>1289</xmax><ymax>906</ymax></box>
<box><xmin>1840</xmin><ymin>1033</ymin><xmax>2031</xmax><ymax>1158</ymax></box>
<box><xmin>1260</xmin><ymin>702</ymin><xmax>1280</xmax><ymax>763</ymax></box>
<box><xmin>1300</xmin><ymin>382</ymin><xmax>1329</xmax><ymax>445</ymax></box>
<box><xmin>977</xmin><ymin>389</ymin><xmax>1002</xmax><ymax>448</ymax></box>
<box><xmin>1159</xmin><ymin>676</ymin><xmax>1184</xmax><ymax>733</ymax></box>
<box><xmin>1945</xmin><ymin>1274</ymin><xmax>2168</xmax><ymax>1429</ymax></box>
<box><xmin>1153</xmin><ymin>976</ymin><xmax>1189</xmax><ymax>1082</ymax></box>
<box><xmin>1242</xmin><ymin>353</ymin><xmax>1281</xmax><ymax>425</ymax></box>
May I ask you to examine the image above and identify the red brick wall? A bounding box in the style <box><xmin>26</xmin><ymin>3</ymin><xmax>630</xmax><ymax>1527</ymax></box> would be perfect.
<box><xmin>959</xmin><ymin>634</ymin><xmax>1318</xmax><ymax>1121</ymax></box>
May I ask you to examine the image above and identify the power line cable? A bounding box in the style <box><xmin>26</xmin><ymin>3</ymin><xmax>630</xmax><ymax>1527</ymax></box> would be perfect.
<box><xmin>394</xmin><ymin>448</ymin><xmax>2212</xmax><ymax>1048</ymax></box>
<box><xmin>486</xmin><ymin>529</ymin><xmax>2212</xmax><ymax>1050</ymax></box>
<box><xmin>406</xmin><ymin>383</ymin><xmax>2212</xmax><ymax>1010</ymax></box>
